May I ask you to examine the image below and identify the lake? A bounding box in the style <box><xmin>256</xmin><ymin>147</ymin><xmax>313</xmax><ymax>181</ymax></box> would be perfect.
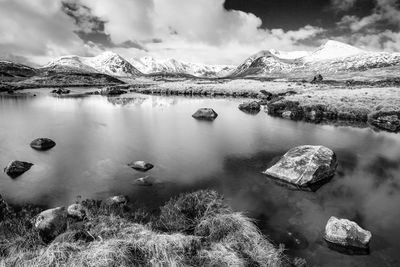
<box><xmin>1</xmin><ymin>88</ymin><xmax>399</xmax><ymax>266</ymax></box>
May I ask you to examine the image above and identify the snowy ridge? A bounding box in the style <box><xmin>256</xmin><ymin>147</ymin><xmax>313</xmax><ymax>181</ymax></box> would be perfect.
<box><xmin>130</xmin><ymin>56</ymin><xmax>235</xmax><ymax>77</ymax></box>
<box><xmin>231</xmin><ymin>40</ymin><xmax>400</xmax><ymax>77</ymax></box>
<box><xmin>43</xmin><ymin>52</ymin><xmax>142</xmax><ymax>77</ymax></box>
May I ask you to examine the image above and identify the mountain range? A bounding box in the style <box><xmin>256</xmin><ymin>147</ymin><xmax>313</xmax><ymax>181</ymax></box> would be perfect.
<box><xmin>1</xmin><ymin>40</ymin><xmax>400</xmax><ymax>80</ymax></box>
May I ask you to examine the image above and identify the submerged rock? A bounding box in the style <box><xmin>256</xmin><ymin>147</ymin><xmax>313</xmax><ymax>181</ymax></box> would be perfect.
<box><xmin>324</xmin><ymin>216</ymin><xmax>372</xmax><ymax>250</ymax></box>
<box><xmin>238</xmin><ymin>101</ymin><xmax>261</xmax><ymax>113</ymax></box>
<box><xmin>192</xmin><ymin>108</ymin><xmax>218</xmax><ymax>120</ymax></box>
<box><xmin>51</xmin><ymin>88</ymin><xmax>70</xmax><ymax>95</ymax></box>
<box><xmin>67</xmin><ymin>203</ymin><xmax>86</xmax><ymax>220</ymax></box>
<box><xmin>35</xmin><ymin>207</ymin><xmax>68</xmax><ymax>242</ymax></box>
<box><xmin>30</xmin><ymin>138</ymin><xmax>56</xmax><ymax>150</ymax></box>
<box><xmin>4</xmin><ymin>160</ymin><xmax>33</xmax><ymax>178</ymax></box>
<box><xmin>128</xmin><ymin>161</ymin><xmax>154</xmax><ymax>171</ymax></box>
<box><xmin>263</xmin><ymin>145</ymin><xmax>337</xmax><ymax>188</ymax></box>
<box><xmin>134</xmin><ymin>176</ymin><xmax>153</xmax><ymax>186</ymax></box>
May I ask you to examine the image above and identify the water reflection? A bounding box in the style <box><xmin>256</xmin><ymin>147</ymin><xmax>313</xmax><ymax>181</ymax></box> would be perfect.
<box><xmin>0</xmin><ymin>91</ymin><xmax>400</xmax><ymax>266</ymax></box>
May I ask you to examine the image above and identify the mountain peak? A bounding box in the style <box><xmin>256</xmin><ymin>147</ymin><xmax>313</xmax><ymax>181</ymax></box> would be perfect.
<box><xmin>301</xmin><ymin>40</ymin><xmax>364</xmax><ymax>62</ymax></box>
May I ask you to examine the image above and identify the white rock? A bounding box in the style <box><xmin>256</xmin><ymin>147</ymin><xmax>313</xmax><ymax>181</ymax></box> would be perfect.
<box><xmin>324</xmin><ymin>216</ymin><xmax>372</xmax><ymax>248</ymax></box>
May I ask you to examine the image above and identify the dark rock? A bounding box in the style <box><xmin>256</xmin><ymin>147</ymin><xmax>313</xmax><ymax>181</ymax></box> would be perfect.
<box><xmin>267</xmin><ymin>100</ymin><xmax>304</xmax><ymax>120</ymax></box>
<box><xmin>324</xmin><ymin>216</ymin><xmax>372</xmax><ymax>252</ymax></box>
<box><xmin>4</xmin><ymin>160</ymin><xmax>33</xmax><ymax>178</ymax></box>
<box><xmin>51</xmin><ymin>88</ymin><xmax>70</xmax><ymax>95</ymax></box>
<box><xmin>368</xmin><ymin>109</ymin><xmax>400</xmax><ymax>132</ymax></box>
<box><xmin>311</xmin><ymin>74</ymin><xmax>323</xmax><ymax>83</ymax></box>
<box><xmin>263</xmin><ymin>145</ymin><xmax>337</xmax><ymax>187</ymax></box>
<box><xmin>99</xmin><ymin>87</ymin><xmax>127</xmax><ymax>96</ymax></box>
<box><xmin>35</xmin><ymin>207</ymin><xmax>68</xmax><ymax>242</ymax></box>
<box><xmin>238</xmin><ymin>101</ymin><xmax>261</xmax><ymax>113</ymax></box>
<box><xmin>192</xmin><ymin>108</ymin><xmax>218</xmax><ymax>120</ymax></box>
<box><xmin>128</xmin><ymin>161</ymin><xmax>154</xmax><ymax>172</ymax></box>
<box><xmin>30</xmin><ymin>138</ymin><xmax>56</xmax><ymax>150</ymax></box>
<box><xmin>67</xmin><ymin>204</ymin><xmax>86</xmax><ymax>220</ymax></box>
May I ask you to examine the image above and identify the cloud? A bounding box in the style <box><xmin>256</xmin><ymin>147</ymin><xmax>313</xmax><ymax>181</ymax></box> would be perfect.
<box><xmin>0</xmin><ymin>0</ymin><xmax>96</xmax><ymax>65</ymax></box>
<box><xmin>334</xmin><ymin>0</ymin><xmax>400</xmax><ymax>51</ymax></box>
<box><xmin>331</xmin><ymin>0</ymin><xmax>358</xmax><ymax>11</ymax></box>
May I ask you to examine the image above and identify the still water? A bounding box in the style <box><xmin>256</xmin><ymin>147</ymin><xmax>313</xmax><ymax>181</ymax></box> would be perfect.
<box><xmin>0</xmin><ymin>89</ymin><xmax>400</xmax><ymax>266</ymax></box>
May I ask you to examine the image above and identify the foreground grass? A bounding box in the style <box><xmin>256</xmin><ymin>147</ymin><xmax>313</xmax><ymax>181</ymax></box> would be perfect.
<box><xmin>0</xmin><ymin>190</ymin><xmax>293</xmax><ymax>267</ymax></box>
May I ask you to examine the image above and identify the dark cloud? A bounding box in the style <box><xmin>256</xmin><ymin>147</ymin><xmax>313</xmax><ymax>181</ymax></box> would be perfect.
<box><xmin>61</xmin><ymin>0</ymin><xmax>147</xmax><ymax>51</ymax></box>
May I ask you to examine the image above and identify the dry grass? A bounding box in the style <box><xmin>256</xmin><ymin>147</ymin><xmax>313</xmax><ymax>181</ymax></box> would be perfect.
<box><xmin>0</xmin><ymin>190</ymin><xmax>286</xmax><ymax>267</ymax></box>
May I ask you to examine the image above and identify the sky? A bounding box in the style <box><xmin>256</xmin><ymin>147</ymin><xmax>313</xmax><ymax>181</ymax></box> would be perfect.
<box><xmin>0</xmin><ymin>0</ymin><xmax>399</xmax><ymax>66</ymax></box>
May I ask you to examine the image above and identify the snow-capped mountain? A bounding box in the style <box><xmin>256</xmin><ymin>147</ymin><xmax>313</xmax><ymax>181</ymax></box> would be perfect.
<box><xmin>43</xmin><ymin>51</ymin><xmax>142</xmax><ymax>77</ymax></box>
<box><xmin>0</xmin><ymin>60</ymin><xmax>37</xmax><ymax>77</ymax></box>
<box><xmin>230</xmin><ymin>40</ymin><xmax>400</xmax><ymax>77</ymax></box>
<box><xmin>130</xmin><ymin>56</ymin><xmax>235</xmax><ymax>77</ymax></box>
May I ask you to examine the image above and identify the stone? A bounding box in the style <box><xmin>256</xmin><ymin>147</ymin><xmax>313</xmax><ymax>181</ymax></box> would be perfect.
<box><xmin>282</xmin><ymin>111</ymin><xmax>292</xmax><ymax>119</ymax></box>
<box><xmin>30</xmin><ymin>138</ymin><xmax>56</xmax><ymax>150</ymax></box>
<box><xmin>67</xmin><ymin>204</ymin><xmax>86</xmax><ymax>220</ymax></box>
<box><xmin>192</xmin><ymin>108</ymin><xmax>218</xmax><ymax>120</ymax></box>
<box><xmin>4</xmin><ymin>160</ymin><xmax>33</xmax><ymax>178</ymax></box>
<box><xmin>369</xmin><ymin>114</ymin><xmax>400</xmax><ymax>132</ymax></box>
<box><xmin>128</xmin><ymin>161</ymin><xmax>154</xmax><ymax>172</ymax></box>
<box><xmin>263</xmin><ymin>145</ymin><xmax>337</xmax><ymax>187</ymax></box>
<box><xmin>51</xmin><ymin>88</ymin><xmax>70</xmax><ymax>95</ymax></box>
<box><xmin>238</xmin><ymin>101</ymin><xmax>261</xmax><ymax>113</ymax></box>
<box><xmin>35</xmin><ymin>207</ymin><xmax>68</xmax><ymax>242</ymax></box>
<box><xmin>311</xmin><ymin>74</ymin><xmax>323</xmax><ymax>83</ymax></box>
<box><xmin>324</xmin><ymin>216</ymin><xmax>372</xmax><ymax>249</ymax></box>
<box><xmin>99</xmin><ymin>87</ymin><xmax>127</xmax><ymax>96</ymax></box>
<box><xmin>104</xmin><ymin>195</ymin><xmax>128</xmax><ymax>206</ymax></box>
<box><xmin>134</xmin><ymin>176</ymin><xmax>153</xmax><ymax>186</ymax></box>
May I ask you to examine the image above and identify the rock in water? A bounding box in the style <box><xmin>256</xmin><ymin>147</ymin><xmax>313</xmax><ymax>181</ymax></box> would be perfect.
<box><xmin>128</xmin><ymin>161</ymin><xmax>154</xmax><ymax>171</ymax></box>
<box><xmin>30</xmin><ymin>138</ymin><xmax>56</xmax><ymax>150</ymax></box>
<box><xmin>324</xmin><ymin>216</ymin><xmax>372</xmax><ymax>249</ymax></box>
<box><xmin>35</xmin><ymin>207</ymin><xmax>68</xmax><ymax>242</ymax></box>
<box><xmin>51</xmin><ymin>88</ymin><xmax>70</xmax><ymax>95</ymax></box>
<box><xmin>4</xmin><ymin>160</ymin><xmax>33</xmax><ymax>178</ymax></box>
<box><xmin>263</xmin><ymin>145</ymin><xmax>337</xmax><ymax>187</ymax></box>
<box><xmin>99</xmin><ymin>87</ymin><xmax>127</xmax><ymax>96</ymax></box>
<box><xmin>134</xmin><ymin>176</ymin><xmax>153</xmax><ymax>186</ymax></box>
<box><xmin>192</xmin><ymin>108</ymin><xmax>218</xmax><ymax>120</ymax></box>
<box><xmin>67</xmin><ymin>204</ymin><xmax>86</xmax><ymax>220</ymax></box>
<box><xmin>238</xmin><ymin>101</ymin><xmax>261</xmax><ymax>113</ymax></box>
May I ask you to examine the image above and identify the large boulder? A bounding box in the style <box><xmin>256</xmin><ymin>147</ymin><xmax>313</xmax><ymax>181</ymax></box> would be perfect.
<box><xmin>35</xmin><ymin>207</ymin><xmax>68</xmax><ymax>242</ymax></box>
<box><xmin>67</xmin><ymin>203</ymin><xmax>86</xmax><ymax>220</ymax></box>
<box><xmin>311</xmin><ymin>74</ymin><xmax>323</xmax><ymax>83</ymax></box>
<box><xmin>192</xmin><ymin>108</ymin><xmax>218</xmax><ymax>120</ymax></box>
<box><xmin>4</xmin><ymin>160</ymin><xmax>33</xmax><ymax>178</ymax></box>
<box><xmin>238</xmin><ymin>101</ymin><xmax>261</xmax><ymax>113</ymax></box>
<box><xmin>30</xmin><ymin>138</ymin><xmax>56</xmax><ymax>151</ymax></box>
<box><xmin>263</xmin><ymin>145</ymin><xmax>337</xmax><ymax>187</ymax></box>
<box><xmin>128</xmin><ymin>161</ymin><xmax>154</xmax><ymax>172</ymax></box>
<box><xmin>324</xmin><ymin>216</ymin><xmax>372</xmax><ymax>249</ymax></box>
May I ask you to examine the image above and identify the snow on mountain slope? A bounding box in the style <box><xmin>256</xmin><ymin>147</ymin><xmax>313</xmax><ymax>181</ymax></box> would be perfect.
<box><xmin>43</xmin><ymin>52</ymin><xmax>142</xmax><ymax>77</ymax></box>
<box><xmin>269</xmin><ymin>49</ymin><xmax>310</xmax><ymax>60</ymax></box>
<box><xmin>130</xmin><ymin>56</ymin><xmax>235</xmax><ymax>77</ymax></box>
<box><xmin>300</xmin><ymin>40</ymin><xmax>364</xmax><ymax>62</ymax></box>
<box><xmin>230</xmin><ymin>40</ymin><xmax>400</xmax><ymax>77</ymax></box>
<box><xmin>83</xmin><ymin>51</ymin><xmax>142</xmax><ymax>76</ymax></box>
